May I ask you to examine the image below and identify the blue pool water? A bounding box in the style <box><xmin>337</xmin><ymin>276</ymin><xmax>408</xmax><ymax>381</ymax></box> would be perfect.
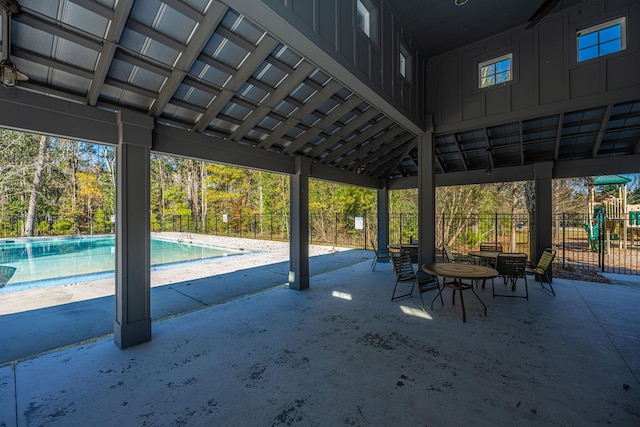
<box><xmin>0</xmin><ymin>236</ymin><xmax>242</xmax><ymax>292</ymax></box>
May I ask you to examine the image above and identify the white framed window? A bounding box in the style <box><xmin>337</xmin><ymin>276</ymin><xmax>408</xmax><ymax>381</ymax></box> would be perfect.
<box><xmin>356</xmin><ymin>0</ymin><xmax>377</xmax><ymax>42</ymax></box>
<box><xmin>577</xmin><ymin>17</ymin><xmax>626</xmax><ymax>62</ymax></box>
<box><xmin>399</xmin><ymin>44</ymin><xmax>411</xmax><ymax>80</ymax></box>
<box><xmin>478</xmin><ymin>53</ymin><xmax>512</xmax><ymax>89</ymax></box>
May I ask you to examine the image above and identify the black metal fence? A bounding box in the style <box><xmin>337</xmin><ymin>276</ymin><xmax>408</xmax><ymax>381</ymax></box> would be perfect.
<box><xmin>412</xmin><ymin>212</ymin><xmax>640</xmax><ymax>276</ymax></box>
<box><xmin>150</xmin><ymin>212</ymin><xmax>376</xmax><ymax>249</ymax></box>
<box><xmin>3</xmin><ymin>211</ymin><xmax>639</xmax><ymax>275</ymax></box>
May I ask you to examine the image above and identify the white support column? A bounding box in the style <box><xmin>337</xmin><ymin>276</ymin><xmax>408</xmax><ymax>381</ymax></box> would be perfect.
<box><xmin>418</xmin><ymin>131</ymin><xmax>436</xmax><ymax>265</ymax></box>
<box><xmin>534</xmin><ymin>162</ymin><xmax>553</xmax><ymax>279</ymax></box>
<box><xmin>289</xmin><ymin>157</ymin><xmax>311</xmax><ymax>290</ymax></box>
<box><xmin>114</xmin><ymin>110</ymin><xmax>154</xmax><ymax>348</ymax></box>
<box><xmin>376</xmin><ymin>188</ymin><xmax>389</xmax><ymax>258</ymax></box>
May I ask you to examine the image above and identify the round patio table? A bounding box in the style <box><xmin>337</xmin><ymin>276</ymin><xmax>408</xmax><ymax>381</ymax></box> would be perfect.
<box><xmin>421</xmin><ymin>262</ymin><xmax>498</xmax><ymax>322</ymax></box>
<box><xmin>468</xmin><ymin>250</ymin><xmax>501</xmax><ymax>287</ymax></box>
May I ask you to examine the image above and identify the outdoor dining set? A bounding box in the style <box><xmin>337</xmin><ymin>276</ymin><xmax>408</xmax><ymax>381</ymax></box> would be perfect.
<box><xmin>371</xmin><ymin>240</ymin><xmax>556</xmax><ymax>322</ymax></box>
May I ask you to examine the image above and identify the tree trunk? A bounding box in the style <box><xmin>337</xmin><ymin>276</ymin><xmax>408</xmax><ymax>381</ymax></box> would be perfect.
<box><xmin>201</xmin><ymin>162</ymin><xmax>207</xmax><ymax>230</ymax></box>
<box><xmin>23</xmin><ymin>135</ymin><xmax>49</xmax><ymax>236</ymax></box>
<box><xmin>102</xmin><ymin>146</ymin><xmax>116</xmax><ymax>193</ymax></box>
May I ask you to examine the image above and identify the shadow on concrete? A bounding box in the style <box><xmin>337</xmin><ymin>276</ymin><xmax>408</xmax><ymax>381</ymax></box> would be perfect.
<box><xmin>0</xmin><ymin>249</ymin><xmax>371</xmax><ymax>364</ymax></box>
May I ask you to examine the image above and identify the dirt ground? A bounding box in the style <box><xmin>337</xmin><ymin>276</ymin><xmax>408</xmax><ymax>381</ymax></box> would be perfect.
<box><xmin>553</xmin><ymin>266</ymin><xmax>611</xmax><ymax>283</ymax></box>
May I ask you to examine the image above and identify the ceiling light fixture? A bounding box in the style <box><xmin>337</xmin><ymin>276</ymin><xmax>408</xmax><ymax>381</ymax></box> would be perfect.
<box><xmin>455</xmin><ymin>0</ymin><xmax>468</xmax><ymax>5</ymax></box>
<box><xmin>1</xmin><ymin>1</ymin><xmax>28</xmax><ymax>88</ymax></box>
<box><xmin>0</xmin><ymin>59</ymin><xmax>17</xmax><ymax>87</ymax></box>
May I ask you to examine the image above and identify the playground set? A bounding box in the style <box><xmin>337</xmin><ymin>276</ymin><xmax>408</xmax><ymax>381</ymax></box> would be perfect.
<box><xmin>585</xmin><ymin>175</ymin><xmax>640</xmax><ymax>252</ymax></box>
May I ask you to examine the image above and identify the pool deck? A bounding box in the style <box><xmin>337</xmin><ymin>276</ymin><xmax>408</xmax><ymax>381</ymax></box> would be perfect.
<box><xmin>0</xmin><ymin>250</ymin><xmax>639</xmax><ymax>426</ymax></box>
<box><xmin>0</xmin><ymin>234</ymin><xmax>371</xmax><ymax>363</ymax></box>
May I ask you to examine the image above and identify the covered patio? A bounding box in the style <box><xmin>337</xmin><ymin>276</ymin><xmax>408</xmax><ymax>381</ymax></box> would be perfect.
<box><xmin>0</xmin><ymin>1</ymin><xmax>639</xmax><ymax>423</ymax></box>
<box><xmin>1</xmin><ymin>259</ymin><xmax>638</xmax><ymax>425</ymax></box>
<box><xmin>1</xmin><ymin>0</ymin><xmax>638</xmax><ymax>350</ymax></box>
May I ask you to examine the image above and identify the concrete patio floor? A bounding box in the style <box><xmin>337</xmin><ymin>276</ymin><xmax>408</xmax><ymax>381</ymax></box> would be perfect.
<box><xmin>1</xmin><ymin>259</ymin><xmax>639</xmax><ymax>426</ymax></box>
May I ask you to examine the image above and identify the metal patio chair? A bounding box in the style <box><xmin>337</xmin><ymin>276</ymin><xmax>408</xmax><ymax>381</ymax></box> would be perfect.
<box><xmin>370</xmin><ymin>238</ymin><xmax>391</xmax><ymax>271</ymax></box>
<box><xmin>391</xmin><ymin>252</ymin><xmax>441</xmax><ymax>311</ymax></box>
<box><xmin>443</xmin><ymin>243</ymin><xmax>473</xmax><ymax>264</ymax></box>
<box><xmin>478</xmin><ymin>242</ymin><xmax>503</xmax><ymax>269</ymax></box>
<box><xmin>493</xmin><ymin>253</ymin><xmax>528</xmax><ymax>299</ymax></box>
<box><xmin>526</xmin><ymin>248</ymin><xmax>556</xmax><ymax>296</ymax></box>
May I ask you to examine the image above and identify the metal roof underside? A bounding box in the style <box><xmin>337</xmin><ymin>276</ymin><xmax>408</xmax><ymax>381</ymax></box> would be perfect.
<box><xmin>0</xmin><ymin>0</ymin><xmax>638</xmax><ymax>181</ymax></box>
<box><xmin>430</xmin><ymin>102</ymin><xmax>640</xmax><ymax>176</ymax></box>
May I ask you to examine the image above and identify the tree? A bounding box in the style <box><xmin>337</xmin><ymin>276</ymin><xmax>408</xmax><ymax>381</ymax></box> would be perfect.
<box><xmin>436</xmin><ymin>184</ymin><xmax>494</xmax><ymax>248</ymax></box>
<box><xmin>24</xmin><ymin>135</ymin><xmax>50</xmax><ymax>236</ymax></box>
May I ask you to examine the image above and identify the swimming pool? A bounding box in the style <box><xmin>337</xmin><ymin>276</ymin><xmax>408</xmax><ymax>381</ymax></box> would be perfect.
<box><xmin>0</xmin><ymin>236</ymin><xmax>242</xmax><ymax>292</ymax></box>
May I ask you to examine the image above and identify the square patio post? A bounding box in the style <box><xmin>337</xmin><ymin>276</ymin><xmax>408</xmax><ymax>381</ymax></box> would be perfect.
<box><xmin>418</xmin><ymin>129</ymin><xmax>436</xmax><ymax>265</ymax></box>
<box><xmin>533</xmin><ymin>162</ymin><xmax>553</xmax><ymax>279</ymax></box>
<box><xmin>114</xmin><ymin>110</ymin><xmax>154</xmax><ymax>348</ymax></box>
<box><xmin>377</xmin><ymin>188</ymin><xmax>389</xmax><ymax>258</ymax></box>
<box><xmin>289</xmin><ymin>156</ymin><xmax>311</xmax><ymax>290</ymax></box>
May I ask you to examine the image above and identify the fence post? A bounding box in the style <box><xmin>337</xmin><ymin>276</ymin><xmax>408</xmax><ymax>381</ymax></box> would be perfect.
<box><xmin>494</xmin><ymin>212</ymin><xmax>498</xmax><ymax>246</ymax></box>
<box><xmin>399</xmin><ymin>213</ymin><xmax>403</xmax><ymax>244</ymax></box>
<box><xmin>442</xmin><ymin>213</ymin><xmax>446</xmax><ymax>249</ymax></box>
<box><xmin>254</xmin><ymin>214</ymin><xmax>257</xmax><ymax>239</ymax></box>
<box><xmin>364</xmin><ymin>212</ymin><xmax>367</xmax><ymax>250</ymax></box>
<box><xmin>335</xmin><ymin>213</ymin><xmax>338</xmax><ymax>247</ymax></box>
<box><xmin>562</xmin><ymin>213</ymin><xmax>566</xmax><ymax>268</ymax></box>
<box><xmin>270</xmin><ymin>214</ymin><xmax>273</xmax><ymax>241</ymax></box>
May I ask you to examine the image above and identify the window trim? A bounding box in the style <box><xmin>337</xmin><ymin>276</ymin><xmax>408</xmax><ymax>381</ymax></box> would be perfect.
<box><xmin>399</xmin><ymin>43</ymin><xmax>411</xmax><ymax>82</ymax></box>
<box><xmin>355</xmin><ymin>0</ymin><xmax>378</xmax><ymax>44</ymax></box>
<box><xmin>356</xmin><ymin>0</ymin><xmax>371</xmax><ymax>38</ymax></box>
<box><xmin>576</xmin><ymin>17</ymin><xmax>626</xmax><ymax>63</ymax></box>
<box><xmin>478</xmin><ymin>53</ymin><xmax>513</xmax><ymax>89</ymax></box>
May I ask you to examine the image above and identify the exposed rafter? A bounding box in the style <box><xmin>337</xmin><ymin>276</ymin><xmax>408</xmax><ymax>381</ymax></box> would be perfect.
<box><xmin>280</xmin><ymin>95</ymin><xmax>362</xmax><ymax>154</ymax></box>
<box><xmin>258</xmin><ymin>80</ymin><xmax>341</xmax><ymax>150</ymax></box>
<box><xmin>149</xmin><ymin>2</ymin><xmax>228</xmax><ymax>117</ymax></box>
<box><xmin>554</xmin><ymin>113</ymin><xmax>564</xmax><ymax>161</ymax></box>
<box><xmin>353</xmin><ymin>132</ymin><xmax>413</xmax><ymax>169</ymax></box>
<box><xmin>321</xmin><ymin>118</ymin><xmax>393</xmax><ymax>165</ymax></box>
<box><xmin>591</xmin><ymin>105</ymin><xmax>613</xmax><ymax>158</ymax></box>
<box><xmin>86</xmin><ymin>0</ymin><xmax>134</xmax><ymax>106</ymax></box>
<box><xmin>193</xmin><ymin>35</ymin><xmax>279</xmax><ymax>133</ymax></box>
<box><xmin>229</xmin><ymin>61</ymin><xmax>316</xmax><ymax>142</ymax></box>
<box><xmin>309</xmin><ymin>108</ymin><xmax>380</xmax><ymax>158</ymax></box>
<box><xmin>335</xmin><ymin>125</ymin><xmax>405</xmax><ymax>169</ymax></box>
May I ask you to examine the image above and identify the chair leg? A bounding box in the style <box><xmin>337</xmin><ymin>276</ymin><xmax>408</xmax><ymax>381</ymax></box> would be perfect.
<box><xmin>524</xmin><ymin>275</ymin><xmax>528</xmax><ymax>300</ymax></box>
<box><xmin>542</xmin><ymin>271</ymin><xmax>555</xmax><ymax>296</ymax></box>
<box><xmin>391</xmin><ymin>281</ymin><xmax>414</xmax><ymax>301</ymax></box>
<box><xmin>458</xmin><ymin>280</ymin><xmax>466</xmax><ymax>322</ymax></box>
<box><xmin>430</xmin><ymin>278</ymin><xmax>445</xmax><ymax>309</ymax></box>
